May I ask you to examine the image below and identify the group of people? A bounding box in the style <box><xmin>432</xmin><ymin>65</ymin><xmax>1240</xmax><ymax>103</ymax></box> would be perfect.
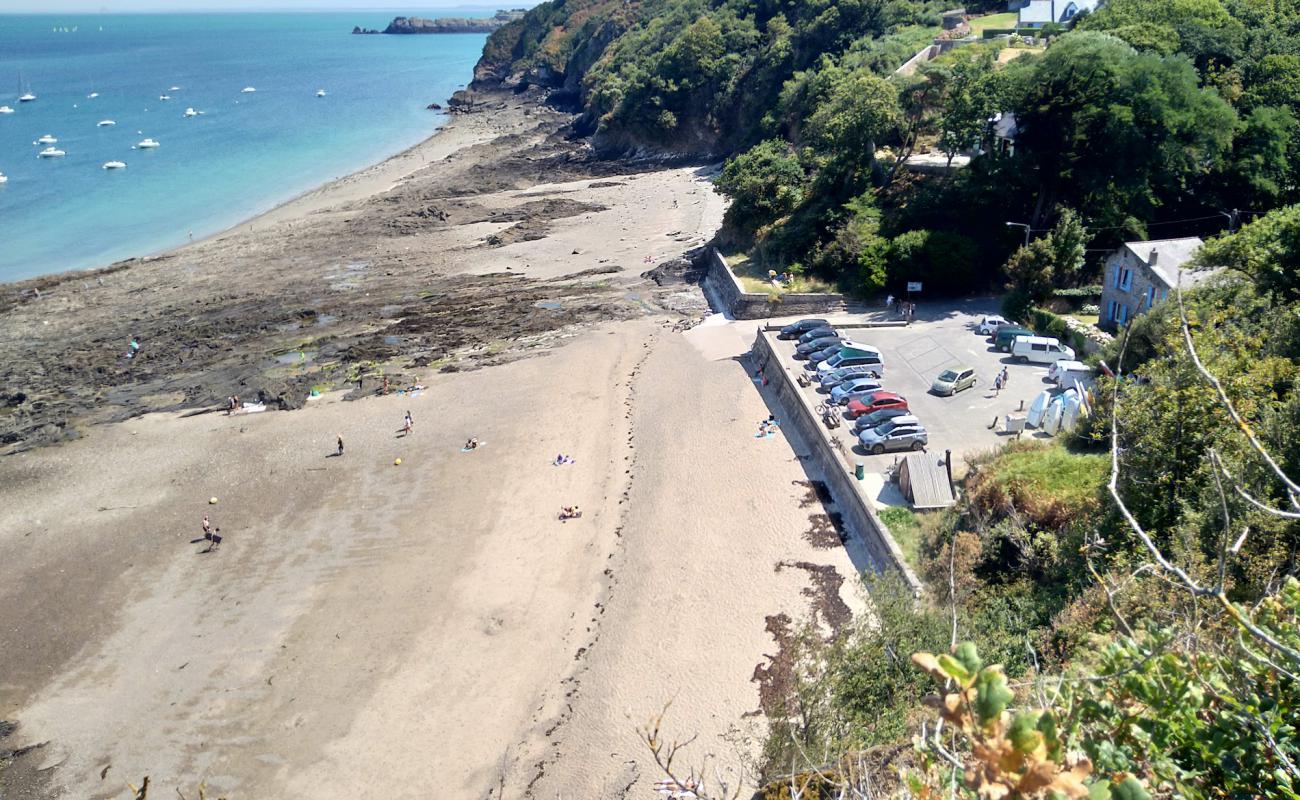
<box><xmin>766</xmin><ymin>269</ymin><xmax>796</xmax><ymax>287</ymax></box>
<box><xmin>559</xmin><ymin>505</ymin><xmax>583</xmax><ymax>520</ymax></box>
<box><xmin>757</xmin><ymin>414</ymin><xmax>780</xmax><ymax>438</ymax></box>
<box><xmin>885</xmin><ymin>295</ymin><xmax>917</xmax><ymax>323</ymax></box>
<box><xmin>993</xmin><ymin>366</ymin><xmax>1011</xmax><ymax>394</ymax></box>
<box><xmin>225</xmin><ymin>395</ymin><xmax>243</xmax><ymax>414</ymax></box>
<box><xmin>553</xmin><ymin>453</ymin><xmax>573</xmax><ymax>466</ymax></box>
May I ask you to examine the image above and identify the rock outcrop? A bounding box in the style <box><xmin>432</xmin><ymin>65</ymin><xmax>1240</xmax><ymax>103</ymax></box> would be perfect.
<box><xmin>353</xmin><ymin>10</ymin><xmax>528</xmax><ymax>35</ymax></box>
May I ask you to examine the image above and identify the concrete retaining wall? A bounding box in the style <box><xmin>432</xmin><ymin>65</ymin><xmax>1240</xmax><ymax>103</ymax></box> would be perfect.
<box><xmin>752</xmin><ymin>329</ymin><xmax>924</xmax><ymax>595</ymax></box>
<box><xmin>703</xmin><ymin>248</ymin><xmax>848</xmax><ymax>320</ymax></box>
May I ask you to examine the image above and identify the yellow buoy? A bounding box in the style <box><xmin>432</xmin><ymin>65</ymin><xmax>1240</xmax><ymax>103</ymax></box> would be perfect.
<box><xmin>208</xmin><ymin>497</ymin><xmax>218</xmax><ymax>504</ymax></box>
<box><xmin>394</xmin><ymin>458</ymin><xmax>402</xmax><ymax>466</ymax></box>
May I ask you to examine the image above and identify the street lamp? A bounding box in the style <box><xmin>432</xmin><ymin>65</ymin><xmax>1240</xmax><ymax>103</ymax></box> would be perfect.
<box><xmin>1005</xmin><ymin>221</ymin><xmax>1031</xmax><ymax>247</ymax></box>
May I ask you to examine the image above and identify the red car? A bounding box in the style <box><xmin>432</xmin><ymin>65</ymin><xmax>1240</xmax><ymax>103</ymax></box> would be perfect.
<box><xmin>846</xmin><ymin>391</ymin><xmax>909</xmax><ymax>419</ymax></box>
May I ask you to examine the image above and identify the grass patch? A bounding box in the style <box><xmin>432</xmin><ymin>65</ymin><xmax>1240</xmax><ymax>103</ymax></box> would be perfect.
<box><xmin>879</xmin><ymin>506</ymin><xmax>923</xmax><ymax>570</ymax></box>
<box><xmin>726</xmin><ymin>251</ymin><xmax>838</xmax><ymax>295</ymax></box>
<box><xmin>986</xmin><ymin>442</ymin><xmax>1109</xmax><ymax>512</ymax></box>
<box><xmin>1067</xmin><ymin>313</ymin><xmax>1100</xmax><ymax>327</ymax></box>
<box><xmin>969</xmin><ymin>11</ymin><xmax>1017</xmax><ymax>34</ymax></box>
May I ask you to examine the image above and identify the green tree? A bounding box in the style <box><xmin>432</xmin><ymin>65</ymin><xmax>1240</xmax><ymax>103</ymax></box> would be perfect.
<box><xmin>936</xmin><ymin>49</ymin><xmax>1002</xmax><ymax>167</ymax></box>
<box><xmin>715</xmin><ymin>139</ymin><xmax>808</xmax><ymax>234</ymax></box>
<box><xmin>1008</xmin><ymin>32</ymin><xmax>1236</xmax><ymax>228</ymax></box>
<box><xmin>1195</xmin><ymin>203</ymin><xmax>1300</xmax><ymax>299</ymax></box>
<box><xmin>803</xmin><ymin>68</ymin><xmax>900</xmax><ymax>191</ymax></box>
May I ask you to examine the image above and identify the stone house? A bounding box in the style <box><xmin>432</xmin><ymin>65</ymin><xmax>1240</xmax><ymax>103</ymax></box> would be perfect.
<box><xmin>1100</xmin><ymin>237</ymin><xmax>1215</xmax><ymax>329</ymax></box>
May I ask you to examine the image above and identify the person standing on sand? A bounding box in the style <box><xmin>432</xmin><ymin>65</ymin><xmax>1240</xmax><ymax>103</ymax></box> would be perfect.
<box><xmin>337</xmin><ymin>435</ymin><xmax>344</xmax><ymax>456</ymax></box>
<box><xmin>202</xmin><ymin>515</ymin><xmax>212</xmax><ymax>539</ymax></box>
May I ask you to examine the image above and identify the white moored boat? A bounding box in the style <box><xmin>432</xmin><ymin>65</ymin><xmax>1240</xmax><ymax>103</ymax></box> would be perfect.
<box><xmin>98</xmin><ymin>119</ymin><xmax>115</xmax><ymax>127</ymax></box>
<box><xmin>316</xmin><ymin>89</ymin><xmax>326</xmax><ymax>97</ymax></box>
<box><xmin>38</xmin><ymin>147</ymin><xmax>65</xmax><ymax>157</ymax></box>
<box><xmin>0</xmin><ymin>172</ymin><xmax>8</xmax><ymax>183</ymax></box>
<box><xmin>159</xmin><ymin>94</ymin><xmax>171</xmax><ymax>101</ymax></box>
<box><xmin>183</xmin><ymin>107</ymin><xmax>198</xmax><ymax>117</ymax></box>
<box><xmin>87</xmin><ymin>91</ymin><xmax>99</xmax><ymax>98</ymax></box>
<box><xmin>169</xmin><ymin>86</ymin><xmax>180</xmax><ymax>92</ymax></box>
<box><xmin>36</xmin><ymin>134</ymin><xmax>57</xmax><ymax>144</ymax></box>
<box><xmin>0</xmin><ymin>106</ymin><xmax>13</xmax><ymax>114</ymax></box>
<box><xmin>241</xmin><ymin>86</ymin><xmax>256</xmax><ymax>93</ymax></box>
<box><xmin>19</xmin><ymin>92</ymin><xmax>36</xmax><ymax>102</ymax></box>
<box><xmin>136</xmin><ymin>138</ymin><xmax>159</xmax><ymax>148</ymax></box>
<box><xmin>103</xmin><ymin>160</ymin><xmax>126</xmax><ymax>170</ymax></box>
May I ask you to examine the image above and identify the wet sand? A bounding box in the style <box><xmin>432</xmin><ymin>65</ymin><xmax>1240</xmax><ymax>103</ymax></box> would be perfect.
<box><xmin>0</xmin><ymin>94</ymin><xmax>865</xmax><ymax>799</ymax></box>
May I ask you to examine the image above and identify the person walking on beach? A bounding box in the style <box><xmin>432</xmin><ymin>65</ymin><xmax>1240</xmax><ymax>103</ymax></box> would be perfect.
<box><xmin>994</xmin><ymin>373</ymin><xmax>1004</xmax><ymax>396</ymax></box>
<box><xmin>402</xmin><ymin>413</ymin><xmax>413</xmax><ymax>437</ymax></box>
<box><xmin>1000</xmin><ymin>366</ymin><xmax>1009</xmax><ymax>389</ymax></box>
<box><xmin>202</xmin><ymin>515</ymin><xmax>212</xmax><ymax>539</ymax></box>
<box><xmin>336</xmin><ymin>434</ymin><xmax>344</xmax><ymax>456</ymax></box>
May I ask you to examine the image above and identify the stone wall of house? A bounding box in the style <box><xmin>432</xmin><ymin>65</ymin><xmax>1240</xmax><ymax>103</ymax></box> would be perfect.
<box><xmin>1100</xmin><ymin>249</ymin><xmax>1164</xmax><ymax>331</ymax></box>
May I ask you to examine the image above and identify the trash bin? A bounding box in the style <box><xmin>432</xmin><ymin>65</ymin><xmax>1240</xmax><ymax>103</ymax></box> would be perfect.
<box><xmin>855</xmin><ymin>461</ymin><xmax>865</xmax><ymax>480</ymax></box>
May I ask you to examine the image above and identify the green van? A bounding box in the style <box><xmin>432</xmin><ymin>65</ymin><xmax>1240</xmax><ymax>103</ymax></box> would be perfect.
<box><xmin>994</xmin><ymin>325</ymin><xmax>1034</xmax><ymax>352</ymax></box>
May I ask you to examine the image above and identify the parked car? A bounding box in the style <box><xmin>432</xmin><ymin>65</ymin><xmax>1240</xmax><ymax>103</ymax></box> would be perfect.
<box><xmin>851</xmin><ymin>406</ymin><xmax>911</xmax><ymax>433</ymax></box>
<box><xmin>778</xmin><ymin>318</ymin><xmax>830</xmax><ymax>339</ymax></box>
<box><xmin>994</xmin><ymin>325</ymin><xmax>1035</xmax><ymax>352</ymax></box>
<box><xmin>846</xmin><ymin>391</ymin><xmax>908</xmax><ymax>418</ymax></box>
<box><xmin>815</xmin><ymin>345</ymin><xmax>885</xmax><ymax>373</ymax></box>
<box><xmin>819</xmin><ymin>365</ymin><xmax>885</xmax><ymax>391</ymax></box>
<box><xmin>858</xmin><ymin>415</ymin><xmax>928</xmax><ymax>454</ymax></box>
<box><xmin>805</xmin><ymin>340</ymin><xmax>850</xmax><ymax>364</ymax></box>
<box><xmin>931</xmin><ymin>366</ymin><xmax>978</xmax><ymax>396</ymax></box>
<box><xmin>977</xmin><ymin>315</ymin><xmax>1010</xmax><ymax>336</ymax></box>
<box><xmin>1011</xmin><ymin>335</ymin><xmax>1076</xmax><ymax>364</ymax></box>
<box><xmin>1047</xmin><ymin>359</ymin><xmax>1093</xmax><ymax>386</ymax></box>
<box><xmin>830</xmin><ymin>377</ymin><xmax>885</xmax><ymax>404</ymax></box>
<box><xmin>794</xmin><ymin>334</ymin><xmax>846</xmax><ymax>359</ymax></box>
<box><xmin>797</xmin><ymin>326</ymin><xmax>837</xmax><ymax>344</ymax></box>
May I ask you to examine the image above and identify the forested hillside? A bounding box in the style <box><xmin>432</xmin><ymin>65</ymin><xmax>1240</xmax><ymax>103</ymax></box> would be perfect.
<box><xmin>475</xmin><ymin>1</ymin><xmax>1300</xmax><ymax>797</ymax></box>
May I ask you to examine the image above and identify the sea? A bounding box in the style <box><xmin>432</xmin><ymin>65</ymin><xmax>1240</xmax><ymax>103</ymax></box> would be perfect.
<box><xmin>0</xmin><ymin>12</ymin><xmax>490</xmax><ymax>282</ymax></box>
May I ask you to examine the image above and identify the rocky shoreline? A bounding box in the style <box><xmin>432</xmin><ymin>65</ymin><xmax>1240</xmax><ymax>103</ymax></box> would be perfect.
<box><xmin>352</xmin><ymin>9</ymin><xmax>527</xmax><ymax>35</ymax></box>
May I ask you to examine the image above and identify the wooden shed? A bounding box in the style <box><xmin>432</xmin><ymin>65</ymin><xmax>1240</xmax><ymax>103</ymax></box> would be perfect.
<box><xmin>898</xmin><ymin>452</ymin><xmax>956</xmax><ymax>510</ymax></box>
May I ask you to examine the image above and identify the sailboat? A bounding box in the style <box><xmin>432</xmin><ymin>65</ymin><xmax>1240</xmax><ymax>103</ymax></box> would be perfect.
<box><xmin>18</xmin><ymin>70</ymin><xmax>35</xmax><ymax>102</ymax></box>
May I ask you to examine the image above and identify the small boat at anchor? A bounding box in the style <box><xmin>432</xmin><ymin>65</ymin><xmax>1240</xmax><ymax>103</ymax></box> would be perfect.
<box><xmin>0</xmin><ymin>172</ymin><xmax>8</xmax><ymax>183</ymax></box>
<box><xmin>316</xmin><ymin>89</ymin><xmax>327</xmax><ymax>97</ymax></box>
<box><xmin>159</xmin><ymin>94</ymin><xmax>171</xmax><ymax>100</ymax></box>
<box><xmin>87</xmin><ymin>91</ymin><xmax>99</xmax><ymax>98</ymax></box>
<box><xmin>103</xmin><ymin>160</ymin><xmax>126</xmax><ymax>169</ymax></box>
<box><xmin>98</xmin><ymin>119</ymin><xmax>116</xmax><ymax>127</ymax></box>
<box><xmin>38</xmin><ymin>147</ymin><xmax>65</xmax><ymax>157</ymax></box>
<box><xmin>0</xmin><ymin>106</ymin><xmax>14</xmax><ymax>114</ymax></box>
<box><xmin>183</xmin><ymin>107</ymin><xmax>199</xmax><ymax>117</ymax></box>
<box><xmin>241</xmin><ymin>86</ymin><xmax>256</xmax><ymax>93</ymax></box>
<box><xmin>36</xmin><ymin>134</ymin><xmax>58</xmax><ymax>144</ymax></box>
<box><xmin>136</xmin><ymin>138</ymin><xmax>160</xmax><ymax>148</ymax></box>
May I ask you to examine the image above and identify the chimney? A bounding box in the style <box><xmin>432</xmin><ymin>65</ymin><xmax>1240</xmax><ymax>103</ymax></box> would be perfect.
<box><xmin>1148</xmin><ymin>248</ymin><xmax>1159</xmax><ymax>266</ymax></box>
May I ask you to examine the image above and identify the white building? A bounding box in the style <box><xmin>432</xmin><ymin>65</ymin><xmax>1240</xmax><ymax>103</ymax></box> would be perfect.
<box><xmin>1015</xmin><ymin>0</ymin><xmax>1102</xmax><ymax>27</ymax></box>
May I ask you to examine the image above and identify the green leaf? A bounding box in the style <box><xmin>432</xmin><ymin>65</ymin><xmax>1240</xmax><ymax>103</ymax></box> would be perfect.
<box><xmin>971</xmin><ymin>666</ymin><xmax>1014</xmax><ymax>724</ymax></box>
<box><xmin>1009</xmin><ymin>711</ymin><xmax>1043</xmax><ymax>752</ymax></box>
<box><xmin>954</xmin><ymin>641</ymin><xmax>983</xmax><ymax>676</ymax></box>
<box><xmin>1087</xmin><ymin>780</ymin><xmax>1112</xmax><ymax>800</ymax></box>
<box><xmin>1111</xmin><ymin>776</ymin><xmax>1151</xmax><ymax>800</ymax></box>
<box><xmin>937</xmin><ymin>654</ymin><xmax>973</xmax><ymax>686</ymax></box>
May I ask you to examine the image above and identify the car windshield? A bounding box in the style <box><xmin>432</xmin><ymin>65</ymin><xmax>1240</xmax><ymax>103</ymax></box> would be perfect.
<box><xmin>876</xmin><ymin>420</ymin><xmax>901</xmax><ymax>434</ymax></box>
<box><xmin>937</xmin><ymin>370</ymin><xmax>958</xmax><ymax>381</ymax></box>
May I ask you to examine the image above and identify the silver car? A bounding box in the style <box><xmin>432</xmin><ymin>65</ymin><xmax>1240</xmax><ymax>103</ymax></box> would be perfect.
<box><xmin>858</xmin><ymin>415</ymin><xmax>928</xmax><ymax>455</ymax></box>
<box><xmin>830</xmin><ymin>377</ymin><xmax>884</xmax><ymax>405</ymax></box>
<box><xmin>820</xmin><ymin>365</ymin><xmax>885</xmax><ymax>391</ymax></box>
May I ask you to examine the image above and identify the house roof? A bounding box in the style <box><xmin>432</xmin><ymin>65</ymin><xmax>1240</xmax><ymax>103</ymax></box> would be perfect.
<box><xmin>1121</xmin><ymin>237</ymin><xmax>1214</xmax><ymax>289</ymax></box>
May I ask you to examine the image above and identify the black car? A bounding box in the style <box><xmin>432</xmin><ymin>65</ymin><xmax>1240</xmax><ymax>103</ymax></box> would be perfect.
<box><xmin>797</xmin><ymin>326</ymin><xmax>837</xmax><ymax>345</ymax></box>
<box><xmin>794</xmin><ymin>335</ymin><xmax>846</xmax><ymax>359</ymax></box>
<box><xmin>778</xmin><ymin>318</ymin><xmax>830</xmax><ymax>339</ymax></box>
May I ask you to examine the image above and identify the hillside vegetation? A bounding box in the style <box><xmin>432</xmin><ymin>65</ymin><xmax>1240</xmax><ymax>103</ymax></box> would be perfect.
<box><xmin>472</xmin><ymin>0</ymin><xmax>1300</xmax><ymax>796</ymax></box>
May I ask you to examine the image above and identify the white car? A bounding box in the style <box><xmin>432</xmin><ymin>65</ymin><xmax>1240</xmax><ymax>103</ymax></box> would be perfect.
<box><xmin>976</xmin><ymin>315</ymin><xmax>1010</xmax><ymax>336</ymax></box>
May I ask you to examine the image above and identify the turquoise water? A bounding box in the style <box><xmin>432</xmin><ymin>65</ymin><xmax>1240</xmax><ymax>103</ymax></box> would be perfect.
<box><xmin>0</xmin><ymin>13</ymin><xmax>488</xmax><ymax>281</ymax></box>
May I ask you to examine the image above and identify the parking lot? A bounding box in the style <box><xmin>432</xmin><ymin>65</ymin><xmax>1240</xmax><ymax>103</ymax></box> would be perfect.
<box><xmin>765</xmin><ymin>299</ymin><xmax>1060</xmax><ymax>472</ymax></box>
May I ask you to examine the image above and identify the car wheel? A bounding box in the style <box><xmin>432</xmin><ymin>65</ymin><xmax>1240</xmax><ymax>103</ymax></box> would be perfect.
<box><xmin>871</xmin><ymin>444</ymin><xmax>885</xmax><ymax>455</ymax></box>
<box><xmin>1016</xmin><ymin>355</ymin><xmax>1028</xmax><ymax>364</ymax></box>
<box><xmin>911</xmin><ymin>441</ymin><xmax>924</xmax><ymax>451</ymax></box>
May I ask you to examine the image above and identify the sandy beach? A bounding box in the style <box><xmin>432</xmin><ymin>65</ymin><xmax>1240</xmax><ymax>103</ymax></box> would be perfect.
<box><xmin>0</xmin><ymin>92</ymin><xmax>868</xmax><ymax>799</ymax></box>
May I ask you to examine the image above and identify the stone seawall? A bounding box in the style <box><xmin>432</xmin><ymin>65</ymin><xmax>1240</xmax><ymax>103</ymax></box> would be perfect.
<box><xmin>703</xmin><ymin>248</ymin><xmax>849</xmax><ymax>320</ymax></box>
<box><xmin>751</xmin><ymin>329</ymin><xmax>924</xmax><ymax>595</ymax></box>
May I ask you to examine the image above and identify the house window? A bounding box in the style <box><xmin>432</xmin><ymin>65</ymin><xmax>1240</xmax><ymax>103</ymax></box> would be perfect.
<box><xmin>1112</xmin><ymin>267</ymin><xmax>1122</xmax><ymax>289</ymax></box>
<box><xmin>1119</xmin><ymin>303</ymin><xmax>1129</xmax><ymax>324</ymax></box>
<box><xmin>1108</xmin><ymin>300</ymin><xmax>1118</xmax><ymax>321</ymax></box>
<box><xmin>1147</xmin><ymin>286</ymin><xmax>1156</xmax><ymax>307</ymax></box>
<box><xmin>1120</xmin><ymin>268</ymin><xmax>1132</xmax><ymax>292</ymax></box>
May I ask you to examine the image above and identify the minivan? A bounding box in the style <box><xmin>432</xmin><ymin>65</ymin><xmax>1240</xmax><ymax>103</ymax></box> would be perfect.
<box><xmin>1048</xmin><ymin>359</ymin><xmax>1094</xmax><ymax>387</ymax></box>
<box><xmin>994</xmin><ymin>325</ymin><xmax>1034</xmax><ymax>352</ymax></box>
<box><xmin>1011</xmin><ymin>335</ymin><xmax>1076</xmax><ymax>364</ymax></box>
<box><xmin>816</xmin><ymin>346</ymin><xmax>885</xmax><ymax>374</ymax></box>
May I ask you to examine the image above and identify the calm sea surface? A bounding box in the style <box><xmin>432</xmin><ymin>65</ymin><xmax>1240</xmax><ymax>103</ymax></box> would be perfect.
<box><xmin>0</xmin><ymin>12</ymin><xmax>487</xmax><ymax>281</ymax></box>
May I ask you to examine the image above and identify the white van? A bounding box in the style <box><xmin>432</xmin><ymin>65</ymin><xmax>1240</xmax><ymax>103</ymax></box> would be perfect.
<box><xmin>1047</xmin><ymin>359</ymin><xmax>1093</xmax><ymax>386</ymax></box>
<box><xmin>1010</xmin><ymin>335</ymin><xmax>1075</xmax><ymax>365</ymax></box>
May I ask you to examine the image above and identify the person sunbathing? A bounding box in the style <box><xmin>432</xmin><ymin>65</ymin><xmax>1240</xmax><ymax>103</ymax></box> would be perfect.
<box><xmin>465</xmin><ymin>438</ymin><xmax>479</xmax><ymax>450</ymax></box>
<box><xmin>559</xmin><ymin>506</ymin><xmax>582</xmax><ymax>520</ymax></box>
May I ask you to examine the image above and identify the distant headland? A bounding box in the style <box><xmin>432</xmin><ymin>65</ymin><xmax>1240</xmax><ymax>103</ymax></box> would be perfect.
<box><xmin>352</xmin><ymin>10</ymin><xmax>527</xmax><ymax>35</ymax></box>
